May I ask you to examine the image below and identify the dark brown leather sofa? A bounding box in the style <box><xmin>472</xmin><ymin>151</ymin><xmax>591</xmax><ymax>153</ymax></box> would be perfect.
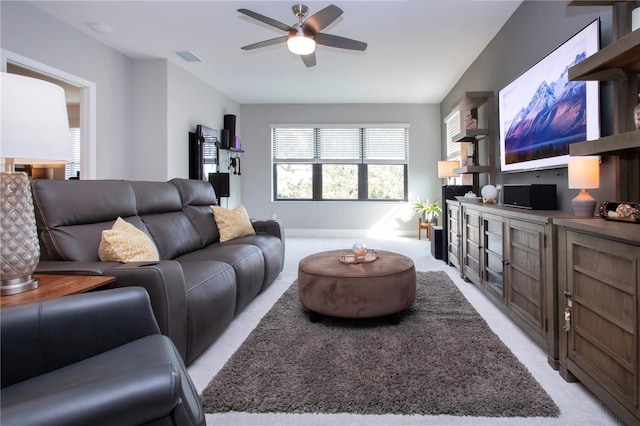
<box><xmin>31</xmin><ymin>178</ymin><xmax>284</xmax><ymax>365</ymax></box>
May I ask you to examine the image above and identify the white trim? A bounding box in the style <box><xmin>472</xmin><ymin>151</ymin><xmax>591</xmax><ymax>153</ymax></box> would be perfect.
<box><xmin>285</xmin><ymin>228</ymin><xmax>414</xmax><ymax>238</ymax></box>
<box><xmin>1</xmin><ymin>50</ymin><xmax>97</xmax><ymax>179</ymax></box>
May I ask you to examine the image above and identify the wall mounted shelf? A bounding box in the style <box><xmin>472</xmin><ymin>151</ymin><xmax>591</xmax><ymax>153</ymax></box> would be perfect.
<box><xmin>452</xmin><ymin>129</ymin><xmax>489</xmax><ymax>142</ymax></box>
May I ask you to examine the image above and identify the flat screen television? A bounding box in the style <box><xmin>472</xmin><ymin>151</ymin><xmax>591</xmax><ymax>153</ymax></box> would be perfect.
<box><xmin>499</xmin><ymin>19</ymin><xmax>600</xmax><ymax>173</ymax></box>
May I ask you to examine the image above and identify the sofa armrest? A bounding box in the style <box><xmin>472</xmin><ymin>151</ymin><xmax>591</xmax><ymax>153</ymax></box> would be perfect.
<box><xmin>36</xmin><ymin>260</ymin><xmax>123</xmax><ymax>275</ymax></box>
<box><xmin>35</xmin><ymin>260</ymin><xmax>190</xmax><ymax>361</ymax></box>
<box><xmin>252</xmin><ymin>219</ymin><xmax>284</xmax><ymax>241</ymax></box>
<box><xmin>1</xmin><ymin>364</ymin><xmax>183</xmax><ymax>426</ymax></box>
<box><xmin>0</xmin><ymin>287</ymin><xmax>159</xmax><ymax>388</ymax></box>
<box><xmin>104</xmin><ymin>261</ymin><xmax>189</xmax><ymax>360</ymax></box>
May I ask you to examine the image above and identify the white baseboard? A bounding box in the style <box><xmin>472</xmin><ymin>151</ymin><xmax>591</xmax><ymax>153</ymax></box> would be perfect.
<box><xmin>285</xmin><ymin>229</ymin><xmax>416</xmax><ymax>238</ymax></box>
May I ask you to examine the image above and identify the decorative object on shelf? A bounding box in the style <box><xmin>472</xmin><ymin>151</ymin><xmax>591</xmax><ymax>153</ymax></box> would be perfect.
<box><xmin>634</xmin><ymin>93</ymin><xmax>640</xmax><ymax>130</ymax></box>
<box><xmin>0</xmin><ymin>73</ymin><xmax>71</xmax><ymax>296</ymax></box>
<box><xmin>568</xmin><ymin>155</ymin><xmax>600</xmax><ymax>217</ymax></box>
<box><xmin>455</xmin><ymin>194</ymin><xmax>482</xmax><ymax>203</ymax></box>
<box><xmin>437</xmin><ymin>161</ymin><xmax>459</xmax><ymax>184</ymax></box>
<box><xmin>481</xmin><ymin>184</ymin><xmax>498</xmax><ymax>204</ymax></box>
<box><xmin>412</xmin><ymin>198</ymin><xmax>442</xmax><ymax>222</ymax></box>
<box><xmin>463</xmin><ymin>111</ymin><xmax>478</xmax><ymax>129</ymax></box>
<box><xmin>599</xmin><ymin>201</ymin><xmax>640</xmax><ymax>224</ymax></box>
<box><xmin>340</xmin><ymin>248</ymin><xmax>378</xmax><ymax>264</ymax></box>
<box><xmin>351</xmin><ymin>243</ymin><xmax>367</xmax><ymax>259</ymax></box>
<box><xmin>633</xmin><ymin>7</ymin><xmax>640</xmax><ymax>32</ymax></box>
<box><xmin>496</xmin><ymin>184</ymin><xmax>503</xmax><ymax>205</ymax></box>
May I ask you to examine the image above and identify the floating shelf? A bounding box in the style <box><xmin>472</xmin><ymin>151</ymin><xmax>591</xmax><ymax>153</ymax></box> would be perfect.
<box><xmin>452</xmin><ymin>129</ymin><xmax>489</xmax><ymax>142</ymax></box>
<box><xmin>569</xmin><ymin>130</ymin><xmax>640</xmax><ymax>157</ymax></box>
<box><xmin>568</xmin><ymin>29</ymin><xmax>640</xmax><ymax>81</ymax></box>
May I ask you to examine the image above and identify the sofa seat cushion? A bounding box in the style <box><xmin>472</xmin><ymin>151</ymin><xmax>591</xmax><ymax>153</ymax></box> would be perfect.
<box><xmin>1</xmin><ymin>335</ymin><xmax>204</xmax><ymax>426</ymax></box>
<box><xmin>223</xmin><ymin>234</ymin><xmax>284</xmax><ymax>292</ymax></box>
<box><xmin>176</xmin><ymin>244</ymin><xmax>264</xmax><ymax>313</ymax></box>
<box><xmin>179</xmin><ymin>261</ymin><xmax>236</xmax><ymax>364</ymax></box>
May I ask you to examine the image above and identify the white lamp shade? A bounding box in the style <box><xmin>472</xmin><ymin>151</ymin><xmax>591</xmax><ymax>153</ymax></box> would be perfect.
<box><xmin>437</xmin><ymin>160</ymin><xmax>460</xmax><ymax>178</ymax></box>
<box><xmin>568</xmin><ymin>156</ymin><xmax>600</xmax><ymax>189</ymax></box>
<box><xmin>1</xmin><ymin>73</ymin><xmax>71</xmax><ymax>164</ymax></box>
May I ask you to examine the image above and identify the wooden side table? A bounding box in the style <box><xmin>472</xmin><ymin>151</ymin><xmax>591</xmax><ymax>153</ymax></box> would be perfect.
<box><xmin>0</xmin><ymin>275</ymin><xmax>116</xmax><ymax>307</ymax></box>
<box><xmin>418</xmin><ymin>217</ymin><xmax>437</xmax><ymax>240</ymax></box>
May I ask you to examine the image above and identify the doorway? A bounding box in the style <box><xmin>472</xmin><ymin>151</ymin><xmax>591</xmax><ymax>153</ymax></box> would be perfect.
<box><xmin>1</xmin><ymin>50</ymin><xmax>97</xmax><ymax>179</ymax></box>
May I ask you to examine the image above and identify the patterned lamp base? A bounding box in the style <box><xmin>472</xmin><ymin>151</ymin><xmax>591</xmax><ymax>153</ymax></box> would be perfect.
<box><xmin>1</xmin><ymin>172</ymin><xmax>40</xmax><ymax>296</ymax></box>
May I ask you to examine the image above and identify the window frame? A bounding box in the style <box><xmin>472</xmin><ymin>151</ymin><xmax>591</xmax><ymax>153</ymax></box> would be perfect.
<box><xmin>272</xmin><ymin>124</ymin><xmax>409</xmax><ymax>202</ymax></box>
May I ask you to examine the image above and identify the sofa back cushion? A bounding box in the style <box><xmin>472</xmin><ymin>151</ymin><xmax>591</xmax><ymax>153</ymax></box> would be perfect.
<box><xmin>32</xmin><ymin>180</ymin><xmax>142</xmax><ymax>261</ymax></box>
<box><xmin>129</xmin><ymin>181</ymin><xmax>201</xmax><ymax>259</ymax></box>
<box><xmin>170</xmin><ymin>178</ymin><xmax>220</xmax><ymax>247</ymax></box>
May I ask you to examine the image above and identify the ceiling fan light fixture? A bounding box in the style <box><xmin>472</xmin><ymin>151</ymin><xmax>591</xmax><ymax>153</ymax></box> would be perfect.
<box><xmin>287</xmin><ymin>27</ymin><xmax>316</xmax><ymax>55</ymax></box>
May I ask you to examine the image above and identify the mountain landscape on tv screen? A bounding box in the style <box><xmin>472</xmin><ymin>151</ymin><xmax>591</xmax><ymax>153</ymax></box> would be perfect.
<box><xmin>505</xmin><ymin>52</ymin><xmax>587</xmax><ymax>164</ymax></box>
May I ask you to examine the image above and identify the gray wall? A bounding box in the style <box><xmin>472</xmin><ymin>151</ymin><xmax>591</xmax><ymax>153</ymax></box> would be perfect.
<box><xmin>1</xmin><ymin>1</ymin><xmax>240</xmax><ymax>183</ymax></box>
<box><xmin>441</xmin><ymin>1</ymin><xmax>617</xmax><ymax>213</ymax></box>
<box><xmin>240</xmin><ymin>104</ymin><xmax>441</xmax><ymax>234</ymax></box>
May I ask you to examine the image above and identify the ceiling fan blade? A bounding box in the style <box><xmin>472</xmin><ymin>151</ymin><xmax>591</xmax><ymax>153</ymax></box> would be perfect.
<box><xmin>315</xmin><ymin>33</ymin><xmax>367</xmax><ymax>51</ymax></box>
<box><xmin>241</xmin><ymin>36</ymin><xmax>287</xmax><ymax>51</ymax></box>
<box><xmin>301</xmin><ymin>52</ymin><xmax>317</xmax><ymax>67</ymax></box>
<box><xmin>238</xmin><ymin>8</ymin><xmax>293</xmax><ymax>32</ymax></box>
<box><xmin>302</xmin><ymin>4</ymin><xmax>343</xmax><ymax>34</ymax></box>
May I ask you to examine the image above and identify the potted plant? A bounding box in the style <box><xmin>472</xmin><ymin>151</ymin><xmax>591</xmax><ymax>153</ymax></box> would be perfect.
<box><xmin>413</xmin><ymin>198</ymin><xmax>442</xmax><ymax>223</ymax></box>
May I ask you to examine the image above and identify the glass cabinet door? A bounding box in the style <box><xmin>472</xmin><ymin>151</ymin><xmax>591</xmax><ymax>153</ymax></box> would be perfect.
<box><xmin>483</xmin><ymin>216</ymin><xmax>503</xmax><ymax>298</ymax></box>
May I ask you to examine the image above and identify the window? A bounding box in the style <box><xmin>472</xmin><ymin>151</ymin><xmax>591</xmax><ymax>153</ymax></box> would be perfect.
<box><xmin>65</xmin><ymin>128</ymin><xmax>81</xmax><ymax>180</ymax></box>
<box><xmin>272</xmin><ymin>125</ymin><xmax>408</xmax><ymax>201</ymax></box>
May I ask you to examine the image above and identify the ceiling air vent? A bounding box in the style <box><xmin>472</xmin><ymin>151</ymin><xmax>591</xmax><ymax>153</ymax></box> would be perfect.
<box><xmin>174</xmin><ymin>51</ymin><xmax>202</xmax><ymax>63</ymax></box>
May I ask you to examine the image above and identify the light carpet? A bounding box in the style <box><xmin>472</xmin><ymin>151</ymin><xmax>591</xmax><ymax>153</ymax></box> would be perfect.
<box><xmin>201</xmin><ymin>271</ymin><xmax>559</xmax><ymax>418</ymax></box>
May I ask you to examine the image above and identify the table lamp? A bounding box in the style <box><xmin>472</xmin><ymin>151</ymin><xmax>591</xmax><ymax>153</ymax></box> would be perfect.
<box><xmin>437</xmin><ymin>160</ymin><xmax>459</xmax><ymax>184</ymax></box>
<box><xmin>1</xmin><ymin>73</ymin><xmax>71</xmax><ymax>295</ymax></box>
<box><xmin>567</xmin><ymin>156</ymin><xmax>600</xmax><ymax>218</ymax></box>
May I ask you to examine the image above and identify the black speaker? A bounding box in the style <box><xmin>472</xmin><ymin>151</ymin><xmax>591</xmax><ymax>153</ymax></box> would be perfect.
<box><xmin>430</xmin><ymin>226</ymin><xmax>443</xmax><ymax>260</ymax></box>
<box><xmin>208</xmin><ymin>173</ymin><xmax>230</xmax><ymax>198</ymax></box>
<box><xmin>503</xmin><ymin>184</ymin><xmax>557</xmax><ymax>210</ymax></box>
<box><xmin>223</xmin><ymin>114</ymin><xmax>236</xmax><ymax>142</ymax></box>
<box><xmin>220</xmin><ymin>129</ymin><xmax>230</xmax><ymax>149</ymax></box>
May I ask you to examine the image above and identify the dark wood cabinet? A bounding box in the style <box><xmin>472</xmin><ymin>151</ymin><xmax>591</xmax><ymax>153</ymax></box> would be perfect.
<box><xmin>556</xmin><ymin>218</ymin><xmax>640</xmax><ymax>425</ymax></box>
<box><xmin>452</xmin><ymin>202</ymin><xmax>566</xmax><ymax>368</ymax></box>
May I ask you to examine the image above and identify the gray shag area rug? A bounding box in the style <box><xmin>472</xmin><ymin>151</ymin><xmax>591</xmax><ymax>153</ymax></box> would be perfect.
<box><xmin>201</xmin><ymin>271</ymin><xmax>560</xmax><ymax>417</ymax></box>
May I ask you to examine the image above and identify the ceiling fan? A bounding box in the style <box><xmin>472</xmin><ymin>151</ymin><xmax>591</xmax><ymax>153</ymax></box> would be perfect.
<box><xmin>238</xmin><ymin>4</ymin><xmax>367</xmax><ymax>67</ymax></box>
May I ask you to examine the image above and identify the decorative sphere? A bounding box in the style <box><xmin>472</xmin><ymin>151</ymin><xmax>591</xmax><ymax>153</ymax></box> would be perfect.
<box><xmin>481</xmin><ymin>185</ymin><xmax>498</xmax><ymax>200</ymax></box>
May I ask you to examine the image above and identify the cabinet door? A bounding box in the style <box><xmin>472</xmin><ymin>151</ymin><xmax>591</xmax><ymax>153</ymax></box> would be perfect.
<box><xmin>462</xmin><ymin>207</ymin><xmax>481</xmax><ymax>285</ymax></box>
<box><xmin>504</xmin><ymin>219</ymin><xmax>546</xmax><ymax>335</ymax></box>
<box><xmin>447</xmin><ymin>203</ymin><xmax>461</xmax><ymax>269</ymax></box>
<box><xmin>482</xmin><ymin>214</ymin><xmax>504</xmax><ymax>299</ymax></box>
<box><xmin>565</xmin><ymin>231</ymin><xmax>639</xmax><ymax>421</ymax></box>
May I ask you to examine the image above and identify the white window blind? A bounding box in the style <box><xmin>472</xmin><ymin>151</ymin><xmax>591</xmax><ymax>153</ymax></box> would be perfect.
<box><xmin>272</xmin><ymin>128</ymin><xmax>315</xmax><ymax>162</ymax></box>
<box><xmin>445</xmin><ymin>111</ymin><xmax>461</xmax><ymax>160</ymax></box>
<box><xmin>65</xmin><ymin>127</ymin><xmax>81</xmax><ymax>179</ymax></box>
<box><xmin>272</xmin><ymin>126</ymin><xmax>408</xmax><ymax>164</ymax></box>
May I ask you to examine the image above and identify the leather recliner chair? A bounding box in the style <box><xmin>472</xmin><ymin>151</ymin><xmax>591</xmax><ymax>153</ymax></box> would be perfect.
<box><xmin>0</xmin><ymin>287</ymin><xmax>206</xmax><ymax>426</ymax></box>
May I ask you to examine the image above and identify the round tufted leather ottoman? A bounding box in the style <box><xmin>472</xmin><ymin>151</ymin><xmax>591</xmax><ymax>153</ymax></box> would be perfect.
<box><xmin>297</xmin><ymin>249</ymin><xmax>416</xmax><ymax>320</ymax></box>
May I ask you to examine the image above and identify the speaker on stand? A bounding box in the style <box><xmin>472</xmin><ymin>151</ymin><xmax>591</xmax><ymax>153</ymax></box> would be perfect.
<box><xmin>209</xmin><ymin>172</ymin><xmax>230</xmax><ymax>206</ymax></box>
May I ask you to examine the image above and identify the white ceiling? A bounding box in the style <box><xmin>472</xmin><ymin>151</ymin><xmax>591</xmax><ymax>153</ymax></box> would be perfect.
<box><xmin>29</xmin><ymin>0</ymin><xmax>523</xmax><ymax>104</ymax></box>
